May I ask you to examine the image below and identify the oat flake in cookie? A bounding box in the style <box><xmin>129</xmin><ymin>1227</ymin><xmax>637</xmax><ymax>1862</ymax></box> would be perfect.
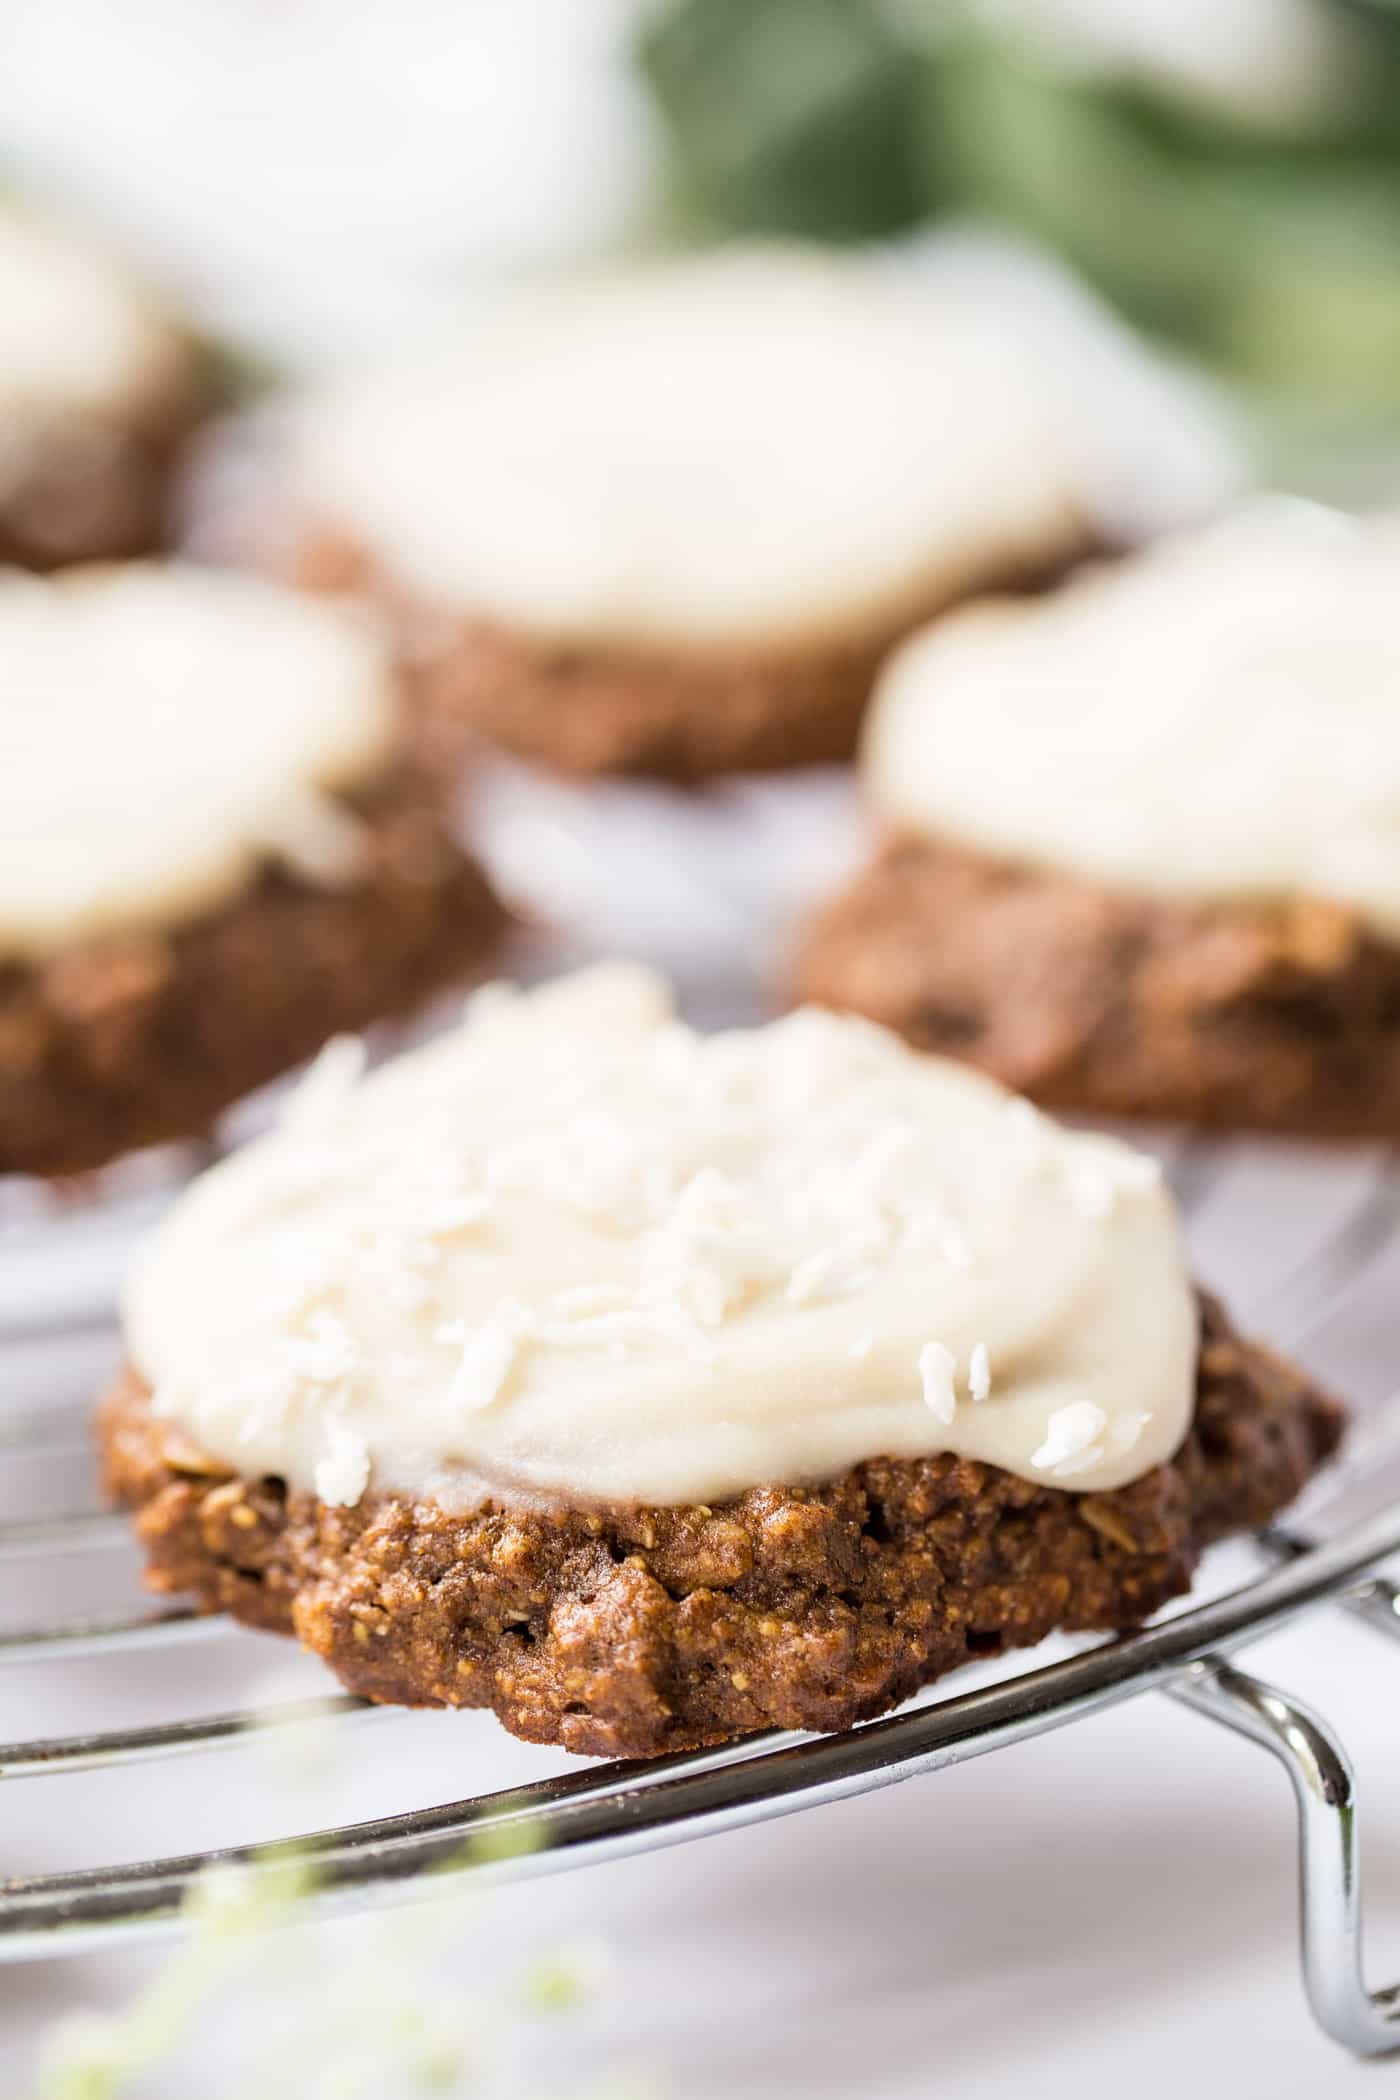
<box><xmin>101</xmin><ymin>965</ymin><xmax>1341</xmax><ymax>1756</ymax></box>
<box><xmin>0</xmin><ymin>562</ymin><xmax>505</xmax><ymax>1178</ymax></box>
<box><xmin>277</xmin><ymin>245</ymin><xmax>1100</xmax><ymax>781</ymax></box>
<box><xmin>0</xmin><ymin>205</ymin><xmax>204</xmax><ymax>569</ymax></box>
<box><xmin>796</xmin><ymin>502</ymin><xmax>1400</xmax><ymax>1136</ymax></box>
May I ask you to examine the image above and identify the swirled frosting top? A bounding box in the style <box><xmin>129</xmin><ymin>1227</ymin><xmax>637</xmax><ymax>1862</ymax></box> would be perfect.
<box><xmin>289</xmin><ymin>245</ymin><xmax>1089</xmax><ymax>652</ymax></box>
<box><xmin>0</xmin><ymin>562</ymin><xmax>397</xmax><ymax>957</ymax></box>
<box><xmin>125</xmin><ymin>965</ymin><xmax>1197</xmax><ymax>1510</ymax></box>
<box><xmin>865</xmin><ymin>503</ymin><xmax>1400</xmax><ymax>935</ymax></box>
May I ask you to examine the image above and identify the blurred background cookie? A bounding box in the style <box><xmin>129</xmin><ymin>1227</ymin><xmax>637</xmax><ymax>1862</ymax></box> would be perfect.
<box><xmin>0</xmin><ymin>562</ymin><xmax>505</xmax><ymax>1178</ymax></box>
<box><xmin>0</xmin><ymin>203</ymin><xmax>205</xmax><ymax>570</ymax></box>
<box><xmin>794</xmin><ymin>501</ymin><xmax>1400</xmax><ymax>1135</ymax></box>
<box><xmin>269</xmin><ymin>247</ymin><xmax>1115</xmax><ymax>781</ymax></box>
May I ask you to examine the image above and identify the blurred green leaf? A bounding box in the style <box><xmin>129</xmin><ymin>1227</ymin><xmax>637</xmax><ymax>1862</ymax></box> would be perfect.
<box><xmin>638</xmin><ymin>0</ymin><xmax>1400</xmax><ymax>412</ymax></box>
<box><xmin>920</xmin><ymin>34</ymin><xmax>1400</xmax><ymax>409</ymax></box>
<box><xmin>637</xmin><ymin>0</ymin><xmax>927</xmax><ymax>239</ymax></box>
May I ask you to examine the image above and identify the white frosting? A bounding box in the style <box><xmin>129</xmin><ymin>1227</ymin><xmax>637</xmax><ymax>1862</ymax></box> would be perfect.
<box><xmin>0</xmin><ymin>205</ymin><xmax>188</xmax><ymax>437</ymax></box>
<box><xmin>864</xmin><ymin>503</ymin><xmax>1400</xmax><ymax>937</ymax></box>
<box><xmin>0</xmin><ymin>563</ymin><xmax>399</xmax><ymax>958</ymax></box>
<box><xmin>289</xmin><ymin>246</ymin><xmax>1089</xmax><ymax>653</ymax></box>
<box><xmin>125</xmin><ymin>965</ymin><xmax>1198</xmax><ymax>1511</ymax></box>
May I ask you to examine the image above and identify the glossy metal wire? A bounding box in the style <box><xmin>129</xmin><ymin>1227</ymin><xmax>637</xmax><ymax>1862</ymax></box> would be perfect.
<box><xmin>1172</xmin><ymin>1662</ymin><xmax>1400</xmax><ymax>2056</ymax></box>
<box><xmin>1</xmin><ymin>1493</ymin><xmax>1398</xmax><ymax>1968</ymax></box>
<box><xmin>1</xmin><ymin>1134</ymin><xmax>1398</xmax><ymax>2065</ymax></box>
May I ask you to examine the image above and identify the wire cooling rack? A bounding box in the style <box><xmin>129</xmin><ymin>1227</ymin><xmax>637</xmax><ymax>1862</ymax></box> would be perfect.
<box><xmin>3</xmin><ymin>1131</ymin><xmax>1400</xmax><ymax>2060</ymax></box>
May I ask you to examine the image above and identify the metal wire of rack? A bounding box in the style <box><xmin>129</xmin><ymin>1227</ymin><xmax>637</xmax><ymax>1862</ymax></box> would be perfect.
<box><xmin>4</xmin><ymin>1134</ymin><xmax>1400</xmax><ymax>2060</ymax></box>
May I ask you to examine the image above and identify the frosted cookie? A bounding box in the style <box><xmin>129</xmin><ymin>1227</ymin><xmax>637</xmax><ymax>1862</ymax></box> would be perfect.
<box><xmin>274</xmin><ymin>246</ymin><xmax>1100</xmax><ymax>781</ymax></box>
<box><xmin>795</xmin><ymin>503</ymin><xmax>1400</xmax><ymax>1135</ymax></box>
<box><xmin>99</xmin><ymin>966</ymin><xmax>1340</xmax><ymax>1757</ymax></box>
<box><xmin>0</xmin><ymin>563</ymin><xmax>505</xmax><ymax>1177</ymax></box>
<box><xmin>0</xmin><ymin>206</ymin><xmax>205</xmax><ymax>569</ymax></box>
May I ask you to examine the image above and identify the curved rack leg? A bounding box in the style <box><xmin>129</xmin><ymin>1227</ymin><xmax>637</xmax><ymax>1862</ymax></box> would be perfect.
<box><xmin>1171</xmin><ymin>1659</ymin><xmax>1400</xmax><ymax>2057</ymax></box>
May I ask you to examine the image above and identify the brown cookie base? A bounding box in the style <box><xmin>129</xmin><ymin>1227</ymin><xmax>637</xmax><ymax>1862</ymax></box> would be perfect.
<box><xmin>793</xmin><ymin>836</ymin><xmax>1400</xmax><ymax>1137</ymax></box>
<box><xmin>293</xmin><ymin>531</ymin><xmax>1101</xmax><ymax>784</ymax></box>
<box><xmin>0</xmin><ymin>760</ymin><xmax>507</xmax><ymax>1179</ymax></box>
<box><xmin>98</xmin><ymin>1296</ymin><xmax>1341</xmax><ymax>1759</ymax></box>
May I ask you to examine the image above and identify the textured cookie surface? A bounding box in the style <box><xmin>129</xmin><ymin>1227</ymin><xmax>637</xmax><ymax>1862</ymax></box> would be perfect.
<box><xmin>99</xmin><ymin>1295</ymin><xmax>1342</xmax><ymax>1758</ymax></box>
<box><xmin>792</xmin><ymin>836</ymin><xmax>1400</xmax><ymax>1137</ymax></box>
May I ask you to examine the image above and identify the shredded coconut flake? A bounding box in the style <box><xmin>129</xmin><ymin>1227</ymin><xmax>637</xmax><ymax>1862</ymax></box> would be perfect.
<box><xmin>851</xmin><ymin>1119</ymin><xmax>917</xmax><ymax>1187</ymax></box>
<box><xmin>1050</xmin><ymin>1442</ymin><xmax>1108</xmax><ymax>1479</ymax></box>
<box><xmin>552</xmin><ymin>1283</ymin><xmax>627</xmax><ymax>1318</ymax></box>
<box><xmin>1114</xmin><ymin>1153</ymin><xmax>1164</xmax><ymax>1192</ymax></box>
<box><xmin>314</xmin><ymin>1416</ymin><xmax>370</xmax><ymax>1505</ymax></box>
<box><xmin>969</xmin><ymin>1342</ymin><xmax>992</xmax><ymax>1403</ymax></box>
<box><xmin>427</xmin><ymin>1190</ymin><xmax>495</xmax><ymax>1236</ymax></box>
<box><xmin>444</xmin><ymin>1298</ymin><xmax>535</xmax><ymax>1411</ymax></box>
<box><xmin>460</xmin><ymin>980</ymin><xmax>521</xmax><ymax>1026</ymax></box>
<box><xmin>1068</xmin><ymin>1161</ymin><xmax>1117</xmax><ymax>1220</ymax></box>
<box><xmin>918</xmin><ymin>1341</ymin><xmax>958</xmax><ymax>1425</ymax></box>
<box><xmin>1004</xmin><ymin>1097</ymin><xmax>1047</xmax><ymax>1164</ymax></box>
<box><xmin>279</xmin><ymin>1034</ymin><xmax>367</xmax><ymax>1135</ymax></box>
<box><xmin>285</xmin><ymin>1308</ymin><xmax>357</xmax><ymax>1387</ymax></box>
<box><xmin>898</xmin><ymin>1204</ymin><xmax>972</xmax><ymax>1271</ymax></box>
<box><xmin>253</xmin><ymin>784</ymin><xmax>369</xmax><ymax>888</ymax></box>
<box><xmin>383</xmin><ymin>1265</ymin><xmax>431</xmax><ymax>1313</ymax></box>
<box><xmin>1068</xmin><ymin>1145</ymin><xmax>1163</xmax><ymax>1221</ymax></box>
<box><xmin>1031</xmin><ymin>1401</ymin><xmax>1109</xmax><ymax>1474</ymax></box>
<box><xmin>1109</xmin><ymin>1408</ymin><xmax>1152</xmax><ymax>1455</ymax></box>
<box><xmin>786</xmin><ymin>1248</ymin><xmax>839</xmax><ymax>1305</ymax></box>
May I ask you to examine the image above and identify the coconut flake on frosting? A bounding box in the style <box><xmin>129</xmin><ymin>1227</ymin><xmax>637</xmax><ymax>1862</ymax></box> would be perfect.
<box><xmin>918</xmin><ymin>1342</ymin><xmax>958</xmax><ymax>1425</ymax></box>
<box><xmin>864</xmin><ymin>500</ymin><xmax>1400</xmax><ymax>939</ymax></box>
<box><xmin>125</xmin><ymin>965</ymin><xmax>1197</xmax><ymax>1511</ymax></box>
<box><xmin>288</xmin><ymin>245</ymin><xmax>1090</xmax><ymax>655</ymax></box>
<box><xmin>0</xmin><ymin>562</ymin><xmax>398</xmax><ymax>958</ymax></box>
